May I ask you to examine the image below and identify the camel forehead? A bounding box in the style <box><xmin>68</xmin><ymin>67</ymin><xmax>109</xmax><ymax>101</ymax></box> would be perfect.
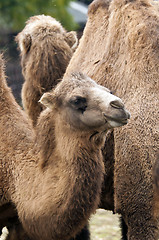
<box><xmin>56</xmin><ymin>73</ymin><xmax>111</xmax><ymax>101</ymax></box>
<box><xmin>54</xmin><ymin>73</ymin><xmax>96</xmax><ymax>98</ymax></box>
<box><xmin>62</xmin><ymin>73</ymin><xmax>97</xmax><ymax>91</ymax></box>
<box><xmin>70</xmin><ymin>83</ymin><xmax>109</xmax><ymax>96</ymax></box>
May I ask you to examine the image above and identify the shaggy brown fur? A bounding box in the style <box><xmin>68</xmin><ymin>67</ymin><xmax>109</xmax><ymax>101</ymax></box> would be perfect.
<box><xmin>16</xmin><ymin>15</ymin><xmax>78</xmax><ymax>126</ymax></box>
<box><xmin>0</xmin><ymin>55</ymin><xmax>130</xmax><ymax>240</ymax></box>
<box><xmin>0</xmin><ymin>55</ymin><xmax>34</xmax><ymax>240</ymax></box>
<box><xmin>65</xmin><ymin>0</ymin><xmax>159</xmax><ymax>239</ymax></box>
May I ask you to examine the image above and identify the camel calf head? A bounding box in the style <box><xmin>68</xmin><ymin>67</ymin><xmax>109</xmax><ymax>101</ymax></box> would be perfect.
<box><xmin>40</xmin><ymin>72</ymin><xmax>130</xmax><ymax>131</ymax></box>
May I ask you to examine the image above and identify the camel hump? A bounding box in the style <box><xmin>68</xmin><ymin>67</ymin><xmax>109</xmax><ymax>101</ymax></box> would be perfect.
<box><xmin>110</xmin><ymin>0</ymin><xmax>151</xmax><ymax>10</ymax></box>
<box><xmin>88</xmin><ymin>0</ymin><xmax>111</xmax><ymax>15</ymax></box>
<box><xmin>88</xmin><ymin>0</ymin><xmax>152</xmax><ymax>16</ymax></box>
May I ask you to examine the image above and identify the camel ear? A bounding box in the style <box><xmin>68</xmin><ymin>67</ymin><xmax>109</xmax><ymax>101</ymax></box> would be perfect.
<box><xmin>39</xmin><ymin>92</ymin><xmax>55</xmax><ymax>109</ymax></box>
<box><xmin>16</xmin><ymin>33</ymin><xmax>32</xmax><ymax>53</ymax></box>
<box><xmin>65</xmin><ymin>31</ymin><xmax>78</xmax><ymax>50</ymax></box>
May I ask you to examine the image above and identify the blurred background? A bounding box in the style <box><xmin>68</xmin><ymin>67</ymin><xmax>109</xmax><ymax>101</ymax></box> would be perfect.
<box><xmin>0</xmin><ymin>0</ymin><xmax>92</xmax><ymax>103</ymax></box>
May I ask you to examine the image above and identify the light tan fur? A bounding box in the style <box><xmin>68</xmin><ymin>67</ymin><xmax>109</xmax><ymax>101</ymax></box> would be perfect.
<box><xmin>16</xmin><ymin>15</ymin><xmax>78</xmax><ymax>126</ymax></box>
<box><xmin>0</xmin><ymin>55</ymin><xmax>130</xmax><ymax>240</ymax></box>
<box><xmin>64</xmin><ymin>0</ymin><xmax>159</xmax><ymax>239</ymax></box>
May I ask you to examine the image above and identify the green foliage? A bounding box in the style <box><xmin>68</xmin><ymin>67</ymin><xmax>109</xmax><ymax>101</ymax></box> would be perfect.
<box><xmin>0</xmin><ymin>0</ymin><xmax>78</xmax><ymax>31</ymax></box>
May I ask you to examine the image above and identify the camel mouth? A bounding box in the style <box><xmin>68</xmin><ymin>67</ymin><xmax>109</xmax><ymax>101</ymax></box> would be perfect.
<box><xmin>103</xmin><ymin>113</ymin><xmax>129</xmax><ymax>126</ymax></box>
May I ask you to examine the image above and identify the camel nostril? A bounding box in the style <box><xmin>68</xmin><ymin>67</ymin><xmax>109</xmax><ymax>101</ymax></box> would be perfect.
<box><xmin>110</xmin><ymin>100</ymin><xmax>124</xmax><ymax>109</ymax></box>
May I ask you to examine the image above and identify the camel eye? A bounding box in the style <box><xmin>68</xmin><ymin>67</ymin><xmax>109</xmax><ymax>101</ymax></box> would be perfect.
<box><xmin>69</xmin><ymin>96</ymin><xmax>87</xmax><ymax>113</ymax></box>
<box><xmin>110</xmin><ymin>90</ymin><xmax>115</xmax><ymax>95</ymax></box>
<box><xmin>70</xmin><ymin>96</ymin><xmax>86</xmax><ymax>105</ymax></box>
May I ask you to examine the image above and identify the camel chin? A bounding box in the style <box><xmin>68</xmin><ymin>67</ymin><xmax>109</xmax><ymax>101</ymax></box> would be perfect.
<box><xmin>107</xmin><ymin>118</ymin><xmax>128</xmax><ymax>128</ymax></box>
<box><xmin>103</xmin><ymin>110</ymin><xmax>130</xmax><ymax>128</ymax></box>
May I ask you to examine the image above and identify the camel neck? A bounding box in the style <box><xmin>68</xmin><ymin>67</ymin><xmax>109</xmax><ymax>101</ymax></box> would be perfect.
<box><xmin>28</xmin><ymin>109</ymin><xmax>105</xmax><ymax>240</ymax></box>
<box><xmin>35</xmin><ymin>109</ymin><xmax>104</xmax><ymax>167</ymax></box>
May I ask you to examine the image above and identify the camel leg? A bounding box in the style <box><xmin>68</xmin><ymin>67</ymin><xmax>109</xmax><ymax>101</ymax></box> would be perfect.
<box><xmin>120</xmin><ymin>217</ymin><xmax>128</xmax><ymax>240</ymax></box>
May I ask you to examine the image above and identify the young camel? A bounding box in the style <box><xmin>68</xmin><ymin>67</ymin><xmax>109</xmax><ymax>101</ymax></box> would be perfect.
<box><xmin>15</xmin><ymin>15</ymin><xmax>90</xmax><ymax>240</ymax></box>
<box><xmin>64</xmin><ymin>0</ymin><xmax>159</xmax><ymax>239</ymax></box>
<box><xmin>0</xmin><ymin>55</ymin><xmax>130</xmax><ymax>240</ymax></box>
<box><xmin>16</xmin><ymin>14</ymin><xmax>78</xmax><ymax>126</ymax></box>
<box><xmin>4</xmin><ymin>15</ymin><xmax>90</xmax><ymax>240</ymax></box>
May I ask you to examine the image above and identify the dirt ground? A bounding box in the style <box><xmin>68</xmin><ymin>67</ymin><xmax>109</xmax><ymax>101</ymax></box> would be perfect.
<box><xmin>89</xmin><ymin>209</ymin><xmax>121</xmax><ymax>240</ymax></box>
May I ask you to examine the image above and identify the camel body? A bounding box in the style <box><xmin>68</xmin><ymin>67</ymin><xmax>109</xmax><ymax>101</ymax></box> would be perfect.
<box><xmin>2</xmin><ymin>15</ymin><xmax>90</xmax><ymax>240</ymax></box>
<box><xmin>0</xmin><ymin>55</ymin><xmax>130</xmax><ymax>240</ymax></box>
<box><xmin>64</xmin><ymin>0</ymin><xmax>159</xmax><ymax>239</ymax></box>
